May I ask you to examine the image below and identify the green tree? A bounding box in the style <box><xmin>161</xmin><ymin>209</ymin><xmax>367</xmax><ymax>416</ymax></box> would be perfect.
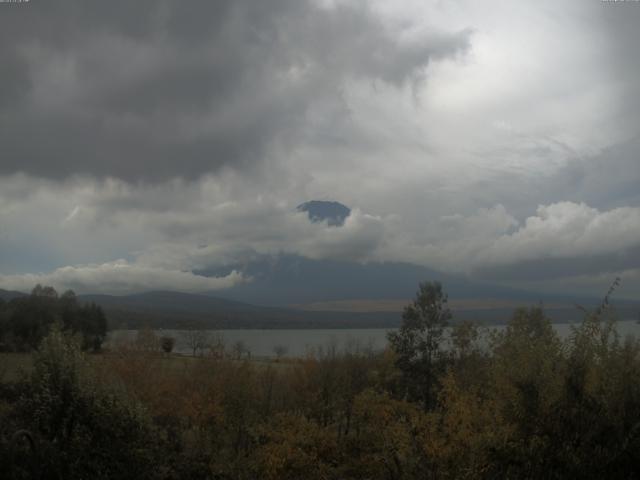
<box><xmin>451</xmin><ymin>320</ymin><xmax>479</xmax><ymax>359</ymax></box>
<box><xmin>76</xmin><ymin>302</ymin><xmax>108</xmax><ymax>351</ymax></box>
<box><xmin>8</xmin><ymin>285</ymin><xmax>59</xmax><ymax>350</ymax></box>
<box><xmin>59</xmin><ymin>290</ymin><xmax>107</xmax><ymax>351</ymax></box>
<box><xmin>388</xmin><ymin>281</ymin><xmax>452</xmax><ymax>410</ymax></box>
<box><xmin>17</xmin><ymin>326</ymin><xmax>159</xmax><ymax>479</ymax></box>
<box><xmin>4</xmin><ymin>287</ymin><xmax>107</xmax><ymax>352</ymax></box>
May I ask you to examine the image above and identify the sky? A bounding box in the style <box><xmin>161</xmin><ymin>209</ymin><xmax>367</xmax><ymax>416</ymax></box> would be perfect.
<box><xmin>0</xmin><ymin>0</ymin><xmax>639</xmax><ymax>299</ymax></box>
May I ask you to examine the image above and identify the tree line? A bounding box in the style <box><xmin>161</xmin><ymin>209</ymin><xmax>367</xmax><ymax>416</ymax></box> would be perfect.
<box><xmin>2</xmin><ymin>281</ymin><xmax>640</xmax><ymax>478</ymax></box>
<box><xmin>0</xmin><ymin>284</ymin><xmax>107</xmax><ymax>352</ymax></box>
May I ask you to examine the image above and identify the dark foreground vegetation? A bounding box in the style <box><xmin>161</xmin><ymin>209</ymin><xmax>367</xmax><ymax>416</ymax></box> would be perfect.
<box><xmin>2</xmin><ymin>281</ymin><xmax>640</xmax><ymax>479</ymax></box>
<box><xmin>0</xmin><ymin>285</ymin><xmax>107</xmax><ymax>353</ymax></box>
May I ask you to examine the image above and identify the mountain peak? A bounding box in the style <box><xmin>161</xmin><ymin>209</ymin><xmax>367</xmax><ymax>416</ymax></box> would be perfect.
<box><xmin>297</xmin><ymin>200</ymin><xmax>351</xmax><ymax>226</ymax></box>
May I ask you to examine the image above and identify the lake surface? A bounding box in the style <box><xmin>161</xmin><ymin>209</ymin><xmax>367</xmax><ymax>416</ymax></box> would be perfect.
<box><xmin>108</xmin><ymin>319</ymin><xmax>640</xmax><ymax>358</ymax></box>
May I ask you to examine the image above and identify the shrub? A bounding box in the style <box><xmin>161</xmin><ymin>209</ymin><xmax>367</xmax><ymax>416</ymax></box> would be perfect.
<box><xmin>16</xmin><ymin>326</ymin><xmax>160</xmax><ymax>479</ymax></box>
<box><xmin>160</xmin><ymin>336</ymin><xmax>176</xmax><ymax>354</ymax></box>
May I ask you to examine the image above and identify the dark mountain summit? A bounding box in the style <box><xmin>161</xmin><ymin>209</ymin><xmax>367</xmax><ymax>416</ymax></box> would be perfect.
<box><xmin>297</xmin><ymin>200</ymin><xmax>351</xmax><ymax>226</ymax></box>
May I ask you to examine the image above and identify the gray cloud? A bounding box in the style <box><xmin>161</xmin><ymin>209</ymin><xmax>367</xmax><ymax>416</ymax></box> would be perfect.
<box><xmin>0</xmin><ymin>0</ymin><xmax>469</xmax><ymax>181</ymax></box>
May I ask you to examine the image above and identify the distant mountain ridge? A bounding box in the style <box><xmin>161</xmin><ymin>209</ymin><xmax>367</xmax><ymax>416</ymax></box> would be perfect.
<box><xmin>4</xmin><ymin>287</ymin><xmax>639</xmax><ymax>330</ymax></box>
<box><xmin>4</xmin><ymin>250</ymin><xmax>639</xmax><ymax>330</ymax></box>
<box><xmin>202</xmin><ymin>255</ymin><xmax>596</xmax><ymax>307</ymax></box>
<box><xmin>0</xmin><ymin>289</ymin><xmax>27</xmax><ymax>301</ymax></box>
<box><xmin>78</xmin><ymin>290</ymin><xmax>400</xmax><ymax>329</ymax></box>
<box><xmin>71</xmin><ymin>291</ymin><xmax>640</xmax><ymax>329</ymax></box>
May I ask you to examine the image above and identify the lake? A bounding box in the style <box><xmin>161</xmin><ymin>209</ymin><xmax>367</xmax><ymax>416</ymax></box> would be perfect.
<box><xmin>107</xmin><ymin>319</ymin><xmax>640</xmax><ymax>358</ymax></box>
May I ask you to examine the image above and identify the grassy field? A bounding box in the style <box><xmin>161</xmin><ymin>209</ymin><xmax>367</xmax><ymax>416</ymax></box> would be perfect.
<box><xmin>0</xmin><ymin>350</ymin><xmax>295</xmax><ymax>386</ymax></box>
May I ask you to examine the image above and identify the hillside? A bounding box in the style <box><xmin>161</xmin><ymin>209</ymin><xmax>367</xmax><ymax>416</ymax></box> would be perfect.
<box><xmin>0</xmin><ymin>289</ymin><xmax>27</xmax><ymax>302</ymax></box>
<box><xmin>81</xmin><ymin>290</ymin><xmax>640</xmax><ymax>330</ymax></box>
<box><xmin>3</xmin><ymin>287</ymin><xmax>638</xmax><ymax>330</ymax></box>
<box><xmin>78</xmin><ymin>291</ymin><xmax>400</xmax><ymax>329</ymax></box>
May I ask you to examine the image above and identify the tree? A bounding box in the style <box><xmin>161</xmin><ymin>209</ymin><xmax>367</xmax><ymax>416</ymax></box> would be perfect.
<box><xmin>345</xmin><ymin>389</ymin><xmax>426</xmax><ymax>479</ymax></box>
<box><xmin>273</xmin><ymin>344</ymin><xmax>288</xmax><ymax>361</ymax></box>
<box><xmin>8</xmin><ymin>286</ymin><xmax>59</xmax><ymax>350</ymax></box>
<box><xmin>182</xmin><ymin>328</ymin><xmax>210</xmax><ymax>357</ymax></box>
<box><xmin>387</xmin><ymin>281</ymin><xmax>451</xmax><ymax>410</ymax></box>
<box><xmin>484</xmin><ymin>306</ymin><xmax>567</xmax><ymax>476</ymax></box>
<box><xmin>4</xmin><ymin>286</ymin><xmax>107</xmax><ymax>352</ymax></box>
<box><xmin>17</xmin><ymin>326</ymin><xmax>159</xmax><ymax>479</ymax></box>
<box><xmin>135</xmin><ymin>327</ymin><xmax>159</xmax><ymax>353</ymax></box>
<box><xmin>209</xmin><ymin>333</ymin><xmax>226</xmax><ymax>359</ymax></box>
<box><xmin>76</xmin><ymin>302</ymin><xmax>108</xmax><ymax>351</ymax></box>
<box><xmin>232</xmin><ymin>339</ymin><xmax>249</xmax><ymax>360</ymax></box>
<box><xmin>451</xmin><ymin>320</ymin><xmax>479</xmax><ymax>359</ymax></box>
<box><xmin>31</xmin><ymin>284</ymin><xmax>58</xmax><ymax>299</ymax></box>
<box><xmin>160</xmin><ymin>336</ymin><xmax>176</xmax><ymax>354</ymax></box>
<box><xmin>253</xmin><ymin>412</ymin><xmax>338</xmax><ymax>480</ymax></box>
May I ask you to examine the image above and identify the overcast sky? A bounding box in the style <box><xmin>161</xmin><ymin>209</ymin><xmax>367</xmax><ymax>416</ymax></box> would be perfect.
<box><xmin>1</xmin><ymin>0</ymin><xmax>639</xmax><ymax>299</ymax></box>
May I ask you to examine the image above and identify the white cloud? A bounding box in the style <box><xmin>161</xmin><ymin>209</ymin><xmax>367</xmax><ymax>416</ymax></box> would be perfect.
<box><xmin>481</xmin><ymin>202</ymin><xmax>640</xmax><ymax>267</ymax></box>
<box><xmin>0</xmin><ymin>260</ymin><xmax>245</xmax><ymax>295</ymax></box>
<box><xmin>134</xmin><ymin>207</ymin><xmax>387</xmax><ymax>270</ymax></box>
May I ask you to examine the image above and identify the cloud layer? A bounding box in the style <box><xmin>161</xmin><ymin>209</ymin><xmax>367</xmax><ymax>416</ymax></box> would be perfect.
<box><xmin>1</xmin><ymin>174</ymin><xmax>639</xmax><ymax>297</ymax></box>
<box><xmin>1</xmin><ymin>0</ymin><xmax>639</xmax><ymax>299</ymax></box>
<box><xmin>0</xmin><ymin>0</ymin><xmax>468</xmax><ymax>181</ymax></box>
<box><xmin>0</xmin><ymin>260</ymin><xmax>244</xmax><ymax>296</ymax></box>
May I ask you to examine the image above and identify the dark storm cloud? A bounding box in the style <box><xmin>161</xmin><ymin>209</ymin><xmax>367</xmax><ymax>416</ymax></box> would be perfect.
<box><xmin>0</xmin><ymin>0</ymin><xmax>469</xmax><ymax>181</ymax></box>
